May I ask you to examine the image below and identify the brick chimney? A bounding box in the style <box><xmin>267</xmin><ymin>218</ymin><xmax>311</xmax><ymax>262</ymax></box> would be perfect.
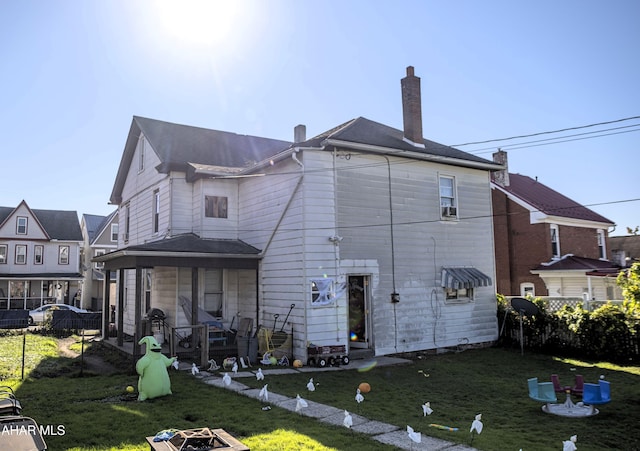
<box><xmin>492</xmin><ymin>149</ymin><xmax>510</xmax><ymax>187</ymax></box>
<box><xmin>401</xmin><ymin>66</ymin><xmax>424</xmax><ymax>146</ymax></box>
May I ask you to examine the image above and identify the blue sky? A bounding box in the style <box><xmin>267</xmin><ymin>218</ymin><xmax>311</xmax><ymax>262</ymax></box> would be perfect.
<box><xmin>1</xmin><ymin>0</ymin><xmax>638</xmax><ymax>235</ymax></box>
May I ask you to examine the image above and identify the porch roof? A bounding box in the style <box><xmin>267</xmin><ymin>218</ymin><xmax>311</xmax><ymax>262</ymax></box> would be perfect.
<box><xmin>441</xmin><ymin>267</ymin><xmax>492</xmax><ymax>290</ymax></box>
<box><xmin>94</xmin><ymin>234</ymin><xmax>261</xmax><ymax>271</ymax></box>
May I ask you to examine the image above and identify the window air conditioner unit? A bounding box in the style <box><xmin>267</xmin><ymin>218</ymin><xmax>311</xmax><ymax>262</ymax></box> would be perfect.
<box><xmin>442</xmin><ymin>206</ymin><xmax>457</xmax><ymax>217</ymax></box>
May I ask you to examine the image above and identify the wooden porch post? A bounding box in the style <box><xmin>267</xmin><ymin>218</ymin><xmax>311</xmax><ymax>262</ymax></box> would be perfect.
<box><xmin>133</xmin><ymin>267</ymin><xmax>143</xmax><ymax>360</ymax></box>
<box><xmin>117</xmin><ymin>268</ymin><xmax>125</xmax><ymax>347</ymax></box>
<box><xmin>191</xmin><ymin>267</ymin><xmax>199</xmax><ymax>349</ymax></box>
<box><xmin>101</xmin><ymin>269</ymin><xmax>111</xmax><ymax>339</ymax></box>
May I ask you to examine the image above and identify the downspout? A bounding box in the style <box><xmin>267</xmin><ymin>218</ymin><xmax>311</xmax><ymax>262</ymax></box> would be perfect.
<box><xmin>382</xmin><ymin>155</ymin><xmax>399</xmax><ymax>352</ymax></box>
<box><xmin>292</xmin><ymin>148</ymin><xmax>308</xmax><ymax>354</ymax></box>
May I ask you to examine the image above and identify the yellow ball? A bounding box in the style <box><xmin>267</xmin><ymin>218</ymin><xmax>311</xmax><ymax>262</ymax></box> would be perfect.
<box><xmin>126</xmin><ymin>386</ymin><xmax>134</xmax><ymax>393</ymax></box>
<box><xmin>358</xmin><ymin>382</ymin><xmax>371</xmax><ymax>394</ymax></box>
<box><xmin>293</xmin><ymin>359</ymin><xmax>303</xmax><ymax>368</ymax></box>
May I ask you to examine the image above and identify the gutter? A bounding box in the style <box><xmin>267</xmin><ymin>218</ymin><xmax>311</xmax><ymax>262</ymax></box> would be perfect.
<box><xmin>322</xmin><ymin>138</ymin><xmax>503</xmax><ymax>171</ymax></box>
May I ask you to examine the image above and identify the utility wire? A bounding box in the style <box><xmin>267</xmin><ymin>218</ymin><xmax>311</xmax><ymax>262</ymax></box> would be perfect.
<box><xmin>451</xmin><ymin>115</ymin><xmax>640</xmax><ymax>147</ymax></box>
<box><xmin>466</xmin><ymin>123</ymin><xmax>640</xmax><ymax>154</ymax></box>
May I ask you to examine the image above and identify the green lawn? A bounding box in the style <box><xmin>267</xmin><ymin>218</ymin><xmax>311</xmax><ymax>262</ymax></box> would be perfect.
<box><xmin>1</xmin><ymin>333</ymin><xmax>639</xmax><ymax>450</ymax></box>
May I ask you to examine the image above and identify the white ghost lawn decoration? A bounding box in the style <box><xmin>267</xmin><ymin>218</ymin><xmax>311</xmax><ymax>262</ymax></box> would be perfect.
<box><xmin>259</xmin><ymin>384</ymin><xmax>269</xmax><ymax>402</ymax></box>
<box><xmin>295</xmin><ymin>394</ymin><xmax>308</xmax><ymax>412</ymax></box>
<box><xmin>256</xmin><ymin>368</ymin><xmax>264</xmax><ymax>381</ymax></box>
<box><xmin>222</xmin><ymin>372</ymin><xmax>231</xmax><ymax>386</ymax></box>
<box><xmin>407</xmin><ymin>425</ymin><xmax>422</xmax><ymax>444</ymax></box>
<box><xmin>355</xmin><ymin>388</ymin><xmax>364</xmax><ymax>404</ymax></box>
<box><xmin>562</xmin><ymin>435</ymin><xmax>578</xmax><ymax>451</ymax></box>
<box><xmin>470</xmin><ymin>413</ymin><xmax>483</xmax><ymax>435</ymax></box>
<box><xmin>232</xmin><ymin>361</ymin><xmax>238</xmax><ymax>375</ymax></box>
<box><xmin>307</xmin><ymin>378</ymin><xmax>315</xmax><ymax>391</ymax></box>
<box><xmin>191</xmin><ymin>363</ymin><xmax>200</xmax><ymax>376</ymax></box>
<box><xmin>422</xmin><ymin>402</ymin><xmax>433</xmax><ymax>416</ymax></box>
<box><xmin>172</xmin><ymin>359</ymin><xmax>179</xmax><ymax>370</ymax></box>
<box><xmin>343</xmin><ymin>410</ymin><xmax>353</xmax><ymax>428</ymax></box>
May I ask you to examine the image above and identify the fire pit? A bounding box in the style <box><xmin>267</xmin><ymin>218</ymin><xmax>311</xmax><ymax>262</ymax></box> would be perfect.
<box><xmin>146</xmin><ymin>428</ymin><xmax>249</xmax><ymax>451</ymax></box>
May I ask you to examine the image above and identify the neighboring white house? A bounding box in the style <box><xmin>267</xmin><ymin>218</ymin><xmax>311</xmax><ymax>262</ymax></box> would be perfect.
<box><xmin>80</xmin><ymin>211</ymin><xmax>118</xmax><ymax>311</ymax></box>
<box><xmin>0</xmin><ymin>200</ymin><xmax>83</xmax><ymax>310</ymax></box>
<box><xmin>97</xmin><ymin>67</ymin><xmax>503</xmax><ymax>361</ymax></box>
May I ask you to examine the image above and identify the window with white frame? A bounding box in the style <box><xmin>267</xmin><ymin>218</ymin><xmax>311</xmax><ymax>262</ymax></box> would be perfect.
<box><xmin>520</xmin><ymin>282</ymin><xmax>535</xmax><ymax>298</ymax></box>
<box><xmin>15</xmin><ymin>245</ymin><xmax>27</xmax><ymax>264</ymax></box>
<box><xmin>445</xmin><ymin>287</ymin><xmax>474</xmax><ymax>302</ymax></box>
<box><xmin>124</xmin><ymin>203</ymin><xmax>130</xmax><ymax>243</ymax></box>
<box><xmin>34</xmin><ymin>245</ymin><xmax>43</xmax><ymax>264</ymax></box>
<box><xmin>58</xmin><ymin>245</ymin><xmax>69</xmax><ymax>265</ymax></box>
<box><xmin>138</xmin><ymin>136</ymin><xmax>145</xmax><ymax>172</ymax></box>
<box><xmin>111</xmin><ymin>223</ymin><xmax>119</xmax><ymax>242</ymax></box>
<box><xmin>153</xmin><ymin>189</ymin><xmax>160</xmax><ymax>234</ymax></box>
<box><xmin>550</xmin><ymin>224</ymin><xmax>560</xmax><ymax>258</ymax></box>
<box><xmin>597</xmin><ymin>229</ymin><xmax>606</xmax><ymax>259</ymax></box>
<box><xmin>0</xmin><ymin>245</ymin><xmax>6</xmax><ymax>264</ymax></box>
<box><xmin>94</xmin><ymin>249</ymin><xmax>105</xmax><ymax>269</ymax></box>
<box><xmin>439</xmin><ymin>176</ymin><xmax>458</xmax><ymax>218</ymax></box>
<box><xmin>16</xmin><ymin>217</ymin><xmax>28</xmax><ymax>235</ymax></box>
<box><xmin>205</xmin><ymin>195</ymin><xmax>228</xmax><ymax>218</ymax></box>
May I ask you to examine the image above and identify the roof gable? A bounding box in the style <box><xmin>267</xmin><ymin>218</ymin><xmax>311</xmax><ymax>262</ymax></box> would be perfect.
<box><xmin>495</xmin><ymin>173</ymin><xmax>614</xmax><ymax>225</ymax></box>
<box><xmin>0</xmin><ymin>201</ymin><xmax>81</xmax><ymax>241</ymax></box>
<box><xmin>83</xmin><ymin>211</ymin><xmax>117</xmax><ymax>244</ymax></box>
<box><xmin>110</xmin><ymin>117</ymin><xmax>292</xmax><ymax>204</ymax></box>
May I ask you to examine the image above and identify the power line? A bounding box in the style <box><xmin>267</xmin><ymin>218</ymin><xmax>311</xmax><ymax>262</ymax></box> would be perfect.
<box><xmin>451</xmin><ymin>115</ymin><xmax>640</xmax><ymax>147</ymax></box>
<box><xmin>466</xmin><ymin>123</ymin><xmax>640</xmax><ymax>154</ymax></box>
<box><xmin>235</xmin><ymin>197</ymin><xmax>640</xmax><ymax>234</ymax></box>
<box><xmin>473</xmin><ymin>128</ymin><xmax>640</xmax><ymax>154</ymax></box>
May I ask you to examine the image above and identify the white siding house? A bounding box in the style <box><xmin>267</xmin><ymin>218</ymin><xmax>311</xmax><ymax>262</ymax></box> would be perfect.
<box><xmin>97</xmin><ymin>66</ymin><xmax>503</xmax><ymax>362</ymax></box>
<box><xmin>0</xmin><ymin>200</ymin><xmax>83</xmax><ymax>311</ymax></box>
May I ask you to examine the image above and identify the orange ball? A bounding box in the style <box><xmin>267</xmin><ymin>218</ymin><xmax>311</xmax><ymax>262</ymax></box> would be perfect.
<box><xmin>358</xmin><ymin>382</ymin><xmax>371</xmax><ymax>394</ymax></box>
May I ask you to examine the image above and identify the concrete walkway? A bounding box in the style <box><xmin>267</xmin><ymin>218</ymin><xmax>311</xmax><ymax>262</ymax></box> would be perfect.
<box><xmin>178</xmin><ymin>357</ymin><xmax>477</xmax><ymax>451</ymax></box>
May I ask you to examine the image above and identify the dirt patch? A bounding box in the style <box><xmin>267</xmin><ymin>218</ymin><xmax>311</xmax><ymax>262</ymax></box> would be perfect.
<box><xmin>58</xmin><ymin>336</ymin><xmax>122</xmax><ymax>375</ymax></box>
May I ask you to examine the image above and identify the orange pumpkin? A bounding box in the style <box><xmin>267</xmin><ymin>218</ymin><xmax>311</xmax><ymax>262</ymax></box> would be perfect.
<box><xmin>358</xmin><ymin>382</ymin><xmax>371</xmax><ymax>394</ymax></box>
<box><xmin>293</xmin><ymin>359</ymin><xmax>303</xmax><ymax>368</ymax></box>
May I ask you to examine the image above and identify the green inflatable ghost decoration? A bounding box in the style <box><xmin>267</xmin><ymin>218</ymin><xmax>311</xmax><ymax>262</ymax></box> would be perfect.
<box><xmin>136</xmin><ymin>335</ymin><xmax>176</xmax><ymax>401</ymax></box>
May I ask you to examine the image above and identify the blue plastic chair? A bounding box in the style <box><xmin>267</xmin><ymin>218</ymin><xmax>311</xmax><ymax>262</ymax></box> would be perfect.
<box><xmin>583</xmin><ymin>380</ymin><xmax>611</xmax><ymax>414</ymax></box>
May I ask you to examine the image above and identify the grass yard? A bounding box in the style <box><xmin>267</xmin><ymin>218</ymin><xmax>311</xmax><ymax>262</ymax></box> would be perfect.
<box><xmin>1</xmin><ymin>332</ymin><xmax>639</xmax><ymax>450</ymax></box>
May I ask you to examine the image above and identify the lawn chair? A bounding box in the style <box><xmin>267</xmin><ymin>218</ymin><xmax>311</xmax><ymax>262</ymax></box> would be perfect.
<box><xmin>0</xmin><ymin>385</ymin><xmax>22</xmax><ymax>415</ymax></box>
<box><xmin>583</xmin><ymin>380</ymin><xmax>611</xmax><ymax>414</ymax></box>
<box><xmin>551</xmin><ymin>374</ymin><xmax>571</xmax><ymax>394</ymax></box>
<box><xmin>528</xmin><ymin>377</ymin><xmax>557</xmax><ymax>409</ymax></box>
<box><xmin>571</xmin><ymin>374</ymin><xmax>584</xmax><ymax>397</ymax></box>
<box><xmin>179</xmin><ymin>296</ymin><xmax>228</xmax><ymax>346</ymax></box>
<box><xmin>0</xmin><ymin>415</ymin><xmax>47</xmax><ymax>450</ymax></box>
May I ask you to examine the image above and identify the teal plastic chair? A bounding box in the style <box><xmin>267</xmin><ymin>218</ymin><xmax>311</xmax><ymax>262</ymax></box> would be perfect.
<box><xmin>528</xmin><ymin>377</ymin><xmax>557</xmax><ymax>407</ymax></box>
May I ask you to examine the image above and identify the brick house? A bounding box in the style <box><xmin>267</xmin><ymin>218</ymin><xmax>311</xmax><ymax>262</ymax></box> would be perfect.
<box><xmin>491</xmin><ymin>150</ymin><xmax>621</xmax><ymax>300</ymax></box>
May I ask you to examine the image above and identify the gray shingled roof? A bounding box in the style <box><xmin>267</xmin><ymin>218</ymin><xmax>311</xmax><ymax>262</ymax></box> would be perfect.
<box><xmin>83</xmin><ymin>211</ymin><xmax>116</xmax><ymax>244</ymax></box>
<box><xmin>302</xmin><ymin>117</ymin><xmax>498</xmax><ymax>166</ymax></box>
<box><xmin>124</xmin><ymin>234</ymin><xmax>261</xmax><ymax>255</ymax></box>
<box><xmin>533</xmin><ymin>255</ymin><xmax>619</xmax><ymax>272</ymax></box>
<box><xmin>0</xmin><ymin>206</ymin><xmax>82</xmax><ymax>241</ymax></box>
<box><xmin>136</xmin><ymin>116</ymin><xmax>292</xmax><ymax>172</ymax></box>
<box><xmin>497</xmin><ymin>173</ymin><xmax>614</xmax><ymax>224</ymax></box>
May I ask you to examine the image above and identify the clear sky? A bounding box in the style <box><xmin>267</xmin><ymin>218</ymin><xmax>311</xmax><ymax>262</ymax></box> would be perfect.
<box><xmin>1</xmin><ymin>0</ymin><xmax>638</xmax><ymax>235</ymax></box>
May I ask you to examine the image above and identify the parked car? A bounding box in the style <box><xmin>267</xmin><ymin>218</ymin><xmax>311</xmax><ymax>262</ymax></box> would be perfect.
<box><xmin>28</xmin><ymin>304</ymin><xmax>88</xmax><ymax>325</ymax></box>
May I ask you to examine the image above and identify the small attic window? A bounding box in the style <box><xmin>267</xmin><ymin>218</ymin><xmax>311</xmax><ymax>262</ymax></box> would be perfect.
<box><xmin>16</xmin><ymin>217</ymin><xmax>27</xmax><ymax>235</ymax></box>
<box><xmin>138</xmin><ymin>136</ymin><xmax>145</xmax><ymax>172</ymax></box>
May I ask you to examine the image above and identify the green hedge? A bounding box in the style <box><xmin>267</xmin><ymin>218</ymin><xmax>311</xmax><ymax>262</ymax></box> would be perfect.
<box><xmin>497</xmin><ymin>294</ymin><xmax>640</xmax><ymax>363</ymax></box>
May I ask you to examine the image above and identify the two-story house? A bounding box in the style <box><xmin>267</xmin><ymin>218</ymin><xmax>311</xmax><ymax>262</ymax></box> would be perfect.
<box><xmin>0</xmin><ymin>200</ymin><xmax>83</xmax><ymax>310</ymax></box>
<box><xmin>491</xmin><ymin>150</ymin><xmax>621</xmax><ymax>302</ymax></box>
<box><xmin>97</xmin><ymin>67</ymin><xmax>503</xmax><ymax>361</ymax></box>
<box><xmin>80</xmin><ymin>211</ymin><xmax>118</xmax><ymax>311</ymax></box>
